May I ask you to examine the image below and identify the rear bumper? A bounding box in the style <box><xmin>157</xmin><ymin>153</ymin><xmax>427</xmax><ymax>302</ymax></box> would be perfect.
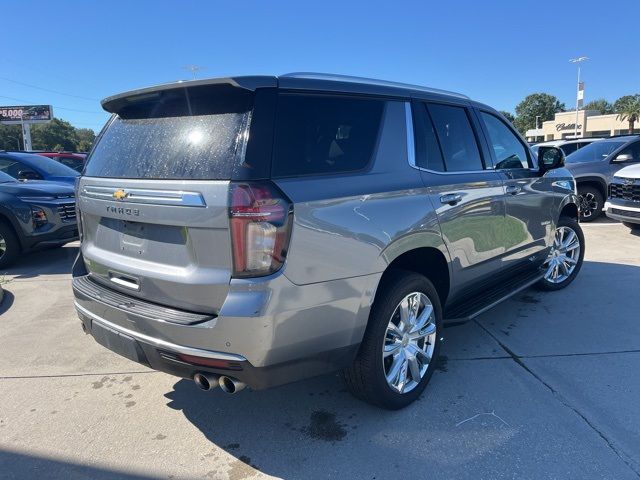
<box><xmin>72</xmin><ymin>266</ymin><xmax>379</xmax><ymax>389</ymax></box>
<box><xmin>604</xmin><ymin>200</ymin><xmax>640</xmax><ymax>224</ymax></box>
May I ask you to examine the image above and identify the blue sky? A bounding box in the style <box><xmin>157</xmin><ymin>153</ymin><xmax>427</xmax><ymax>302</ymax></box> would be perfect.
<box><xmin>2</xmin><ymin>0</ymin><xmax>638</xmax><ymax>132</ymax></box>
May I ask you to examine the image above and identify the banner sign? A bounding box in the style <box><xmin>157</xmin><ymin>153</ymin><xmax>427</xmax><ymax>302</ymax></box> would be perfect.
<box><xmin>0</xmin><ymin>105</ymin><xmax>53</xmax><ymax>124</ymax></box>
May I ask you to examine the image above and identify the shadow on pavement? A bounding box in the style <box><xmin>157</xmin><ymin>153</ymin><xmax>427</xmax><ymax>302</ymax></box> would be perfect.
<box><xmin>164</xmin><ymin>374</ymin><xmax>390</xmax><ymax>478</ymax></box>
<box><xmin>3</xmin><ymin>244</ymin><xmax>78</xmax><ymax>279</ymax></box>
<box><xmin>0</xmin><ymin>449</ymin><xmax>156</xmax><ymax>480</ymax></box>
<box><xmin>0</xmin><ymin>289</ymin><xmax>15</xmax><ymax>315</ymax></box>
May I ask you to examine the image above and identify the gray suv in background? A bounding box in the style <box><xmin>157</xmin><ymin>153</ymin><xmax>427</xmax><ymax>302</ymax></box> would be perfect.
<box><xmin>565</xmin><ymin>135</ymin><xmax>640</xmax><ymax>221</ymax></box>
<box><xmin>72</xmin><ymin>74</ymin><xmax>583</xmax><ymax>409</ymax></box>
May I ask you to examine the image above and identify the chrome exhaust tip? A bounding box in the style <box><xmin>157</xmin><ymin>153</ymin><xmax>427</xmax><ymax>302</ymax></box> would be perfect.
<box><xmin>218</xmin><ymin>376</ymin><xmax>246</xmax><ymax>394</ymax></box>
<box><xmin>193</xmin><ymin>373</ymin><xmax>219</xmax><ymax>391</ymax></box>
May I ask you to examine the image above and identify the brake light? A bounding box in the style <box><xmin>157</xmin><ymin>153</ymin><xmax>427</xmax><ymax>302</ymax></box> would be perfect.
<box><xmin>229</xmin><ymin>182</ymin><xmax>293</xmax><ymax>278</ymax></box>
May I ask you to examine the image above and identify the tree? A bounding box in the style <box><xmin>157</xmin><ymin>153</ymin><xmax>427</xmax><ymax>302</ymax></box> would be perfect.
<box><xmin>614</xmin><ymin>94</ymin><xmax>640</xmax><ymax>134</ymax></box>
<box><xmin>0</xmin><ymin>124</ymin><xmax>23</xmax><ymax>150</ymax></box>
<box><xmin>499</xmin><ymin>111</ymin><xmax>515</xmax><ymax>123</ymax></box>
<box><xmin>583</xmin><ymin>99</ymin><xmax>614</xmax><ymax>115</ymax></box>
<box><xmin>0</xmin><ymin>118</ymin><xmax>95</xmax><ymax>151</ymax></box>
<box><xmin>75</xmin><ymin>128</ymin><xmax>96</xmax><ymax>152</ymax></box>
<box><xmin>513</xmin><ymin>93</ymin><xmax>566</xmax><ymax>135</ymax></box>
<box><xmin>30</xmin><ymin>118</ymin><xmax>78</xmax><ymax>151</ymax></box>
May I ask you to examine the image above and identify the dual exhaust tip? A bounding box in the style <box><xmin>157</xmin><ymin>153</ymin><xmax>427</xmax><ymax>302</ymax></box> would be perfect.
<box><xmin>193</xmin><ymin>373</ymin><xmax>246</xmax><ymax>394</ymax></box>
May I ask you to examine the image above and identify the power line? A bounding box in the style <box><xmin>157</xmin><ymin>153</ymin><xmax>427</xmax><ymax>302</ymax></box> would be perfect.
<box><xmin>0</xmin><ymin>76</ymin><xmax>100</xmax><ymax>102</ymax></box>
<box><xmin>0</xmin><ymin>95</ymin><xmax>104</xmax><ymax>114</ymax></box>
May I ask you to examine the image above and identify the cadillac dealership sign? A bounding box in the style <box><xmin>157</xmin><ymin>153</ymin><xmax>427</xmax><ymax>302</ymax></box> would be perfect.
<box><xmin>555</xmin><ymin>122</ymin><xmax>582</xmax><ymax>132</ymax></box>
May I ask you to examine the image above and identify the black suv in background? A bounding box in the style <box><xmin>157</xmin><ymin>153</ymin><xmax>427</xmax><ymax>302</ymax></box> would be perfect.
<box><xmin>0</xmin><ymin>171</ymin><xmax>78</xmax><ymax>268</ymax></box>
<box><xmin>565</xmin><ymin>135</ymin><xmax>640</xmax><ymax>221</ymax></box>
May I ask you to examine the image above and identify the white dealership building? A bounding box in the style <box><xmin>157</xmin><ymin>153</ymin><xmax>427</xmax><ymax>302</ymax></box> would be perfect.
<box><xmin>525</xmin><ymin>110</ymin><xmax>633</xmax><ymax>142</ymax></box>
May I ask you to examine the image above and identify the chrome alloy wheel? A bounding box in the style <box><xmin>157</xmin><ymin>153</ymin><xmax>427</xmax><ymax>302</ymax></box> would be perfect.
<box><xmin>383</xmin><ymin>292</ymin><xmax>436</xmax><ymax>394</ymax></box>
<box><xmin>543</xmin><ymin>226</ymin><xmax>581</xmax><ymax>284</ymax></box>
<box><xmin>0</xmin><ymin>234</ymin><xmax>6</xmax><ymax>259</ymax></box>
<box><xmin>579</xmin><ymin>192</ymin><xmax>598</xmax><ymax>219</ymax></box>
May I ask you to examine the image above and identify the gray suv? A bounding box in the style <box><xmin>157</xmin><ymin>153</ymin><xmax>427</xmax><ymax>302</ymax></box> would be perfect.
<box><xmin>72</xmin><ymin>73</ymin><xmax>583</xmax><ymax>409</ymax></box>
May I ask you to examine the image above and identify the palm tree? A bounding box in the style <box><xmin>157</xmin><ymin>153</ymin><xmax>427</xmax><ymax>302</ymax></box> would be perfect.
<box><xmin>614</xmin><ymin>94</ymin><xmax>640</xmax><ymax>134</ymax></box>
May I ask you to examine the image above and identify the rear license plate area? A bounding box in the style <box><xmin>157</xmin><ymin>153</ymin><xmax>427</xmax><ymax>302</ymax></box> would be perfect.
<box><xmin>91</xmin><ymin>321</ymin><xmax>147</xmax><ymax>364</ymax></box>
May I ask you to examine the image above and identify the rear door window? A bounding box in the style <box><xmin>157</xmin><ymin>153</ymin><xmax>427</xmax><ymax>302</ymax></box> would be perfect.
<box><xmin>413</xmin><ymin>103</ymin><xmax>445</xmax><ymax>172</ymax></box>
<box><xmin>427</xmin><ymin>103</ymin><xmax>484</xmax><ymax>172</ymax></box>
<box><xmin>271</xmin><ymin>94</ymin><xmax>385</xmax><ymax>177</ymax></box>
<box><xmin>84</xmin><ymin>86</ymin><xmax>254</xmax><ymax>180</ymax></box>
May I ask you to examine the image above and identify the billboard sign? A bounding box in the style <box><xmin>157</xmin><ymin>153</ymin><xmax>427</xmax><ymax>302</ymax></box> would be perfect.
<box><xmin>0</xmin><ymin>105</ymin><xmax>53</xmax><ymax>124</ymax></box>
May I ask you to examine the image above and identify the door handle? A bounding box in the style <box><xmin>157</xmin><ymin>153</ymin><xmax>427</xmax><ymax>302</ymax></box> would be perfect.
<box><xmin>109</xmin><ymin>272</ymin><xmax>140</xmax><ymax>291</ymax></box>
<box><xmin>506</xmin><ymin>185</ymin><xmax>521</xmax><ymax>195</ymax></box>
<box><xmin>440</xmin><ymin>193</ymin><xmax>463</xmax><ymax>205</ymax></box>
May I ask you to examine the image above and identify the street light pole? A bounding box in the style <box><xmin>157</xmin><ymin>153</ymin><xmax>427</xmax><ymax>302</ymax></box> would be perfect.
<box><xmin>569</xmin><ymin>56</ymin><xmax>588</xmax><ymax>138</ymax></box>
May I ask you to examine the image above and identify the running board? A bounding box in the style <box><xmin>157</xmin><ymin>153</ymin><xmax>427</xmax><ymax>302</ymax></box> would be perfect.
<box><xmin>444</xmin><ymin>269</ymin><xmax>544</xmax><ymax>324</ymax></box>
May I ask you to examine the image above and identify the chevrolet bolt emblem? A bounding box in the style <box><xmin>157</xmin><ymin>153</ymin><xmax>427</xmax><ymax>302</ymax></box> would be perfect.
<box><xmin>113</xmin><ymin>189</ymin><xmax>128</xmax><ymax>200</ymax></box>
<box><xmin>623</xmin><ymin>178</ymin><xmax>635</xmax><ymax>185</ymax></box>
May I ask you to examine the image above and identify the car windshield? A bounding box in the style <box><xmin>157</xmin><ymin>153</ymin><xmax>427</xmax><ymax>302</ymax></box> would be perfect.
<box><xmin>0</xmin><ymin>171</ymin><xmax>16</xmax><ymax>183</ymax></box>
<box><xmin>565</xmin><ymin>141</ymin><xmax>626</xmax><ymax>163</ymax></box>
<box><xmin>30</xmin><ymin>155</ymin><xmax>79</xmax><ymax>176</ymax></box>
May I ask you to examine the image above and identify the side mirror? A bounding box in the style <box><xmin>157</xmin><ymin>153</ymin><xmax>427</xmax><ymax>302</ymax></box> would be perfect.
<box><xmin>613</xmin><ymin>153</ymin><xmax>634</xmax><ymax>163</ymax></box>
<box><xmin>537</xmin><ymin>146</ymin><xmax>565</xmax><ymax>172</ymax></box>
<box><xmin>17</xmin><ymin>169</ymin><xmax>40</xmax><ymax>180</ymax></box>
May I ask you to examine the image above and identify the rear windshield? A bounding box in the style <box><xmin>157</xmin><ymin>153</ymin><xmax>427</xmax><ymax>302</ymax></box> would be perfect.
<box><xmin>565</xmin><ymin>141</ymin><xmax>625</xmax><ymax>163</ymax></box>
<box><xmin>84</xmin><ymin>85</ymin><xmax>253</xmax><ymax>179</ymax></box>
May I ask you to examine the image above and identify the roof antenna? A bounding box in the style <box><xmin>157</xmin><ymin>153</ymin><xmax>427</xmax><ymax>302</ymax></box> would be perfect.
<box><xmin>183</xmin><ymin>65</ymin><xmax>206</xmax><ymax>80</ymax></box>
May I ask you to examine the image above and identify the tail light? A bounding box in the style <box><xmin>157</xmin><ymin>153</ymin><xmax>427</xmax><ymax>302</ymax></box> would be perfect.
<box><xmin>229</xmin><ymin>182</ymin><xmax>293</xmax><ymax>278</ymax></box>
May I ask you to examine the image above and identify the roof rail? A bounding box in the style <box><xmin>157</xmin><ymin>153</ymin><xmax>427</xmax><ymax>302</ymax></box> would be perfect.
<box><xmin>281</xmin><ymin>72</ymin><xmax>470</xmax><ymax>99</ymax></box>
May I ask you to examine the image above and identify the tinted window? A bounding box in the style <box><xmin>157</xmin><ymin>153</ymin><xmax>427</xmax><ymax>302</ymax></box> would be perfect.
<box><xmin>22</xmin><ymin>155</ymin><xmax>78</xmax><ymax>176</ymax></box>
<box><xmin>616</xmin><ymin>141</ymin><xmax>640</xmax><ymax>161</ymax></box>
<box><xmin>272</xmin><ymin>94</ymin><xmax>384</xmax><ymax>177</ymax></box>
<box><xmin>480</xmin><ymin>112</ymin><xmax>529</xmax><ymax>169</ymax></box>
<box><xmin>59</xmin><ymin>157</ymin><xmax>84</xmax><ymax>171</ymax></box>
<box><xmin>559</xmin><ymin>143</ymin><xmax>578</xmax><ymax>156</ymax></box>
<box><xmin>0</xmin><ymin>158</ymin><xmax>41</xmax><ymax>179</ymax></box>
<box><xmin>413</xmin><ymin>103</ymin><xmax>445</xmax><ymax>171</ymax></box>
<box><xmin>0</xmin><ymin>171</ymin><xmax>16</xmax><ymax>183</ymax></box>
<box><xmin>428</xmin><ymin>104</ymin><xmax>483</xmax><ymax>172</ymax></box>
<box><xmin>565</xmin><ymin>141</ymin><xmax>626</xmax><ymax>163</ymax></box>
<box><xmin>85</xmin><ymin>86</ymin><xmax>253</xmax><ymax>179</ymax></box>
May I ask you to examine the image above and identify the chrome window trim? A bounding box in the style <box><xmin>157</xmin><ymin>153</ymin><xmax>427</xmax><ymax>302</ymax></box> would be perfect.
<box><xmin>405</xmin><ymin>101</ymin><xmax>499</xmax><ymax>176</ymax></box>
<box><xmin>81</xmin><ymin>185</ymin><xmax>206</xmax><ymax>207</ymax></box>
<box><xmin>75</xmin><ymin>302</ymin><xmax>247</xmax><ymax>362</ymax></box>
<box><xmin>404</xmin><ymin>102</ymin><xmax>417</xmax><ymax>169</ymax></box>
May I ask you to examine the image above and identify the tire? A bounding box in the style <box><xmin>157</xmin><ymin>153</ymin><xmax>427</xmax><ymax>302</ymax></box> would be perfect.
<box><xmin>622</xmin><ymin>222</ymin><xmax>640</xmax><ymax>230</ymax></box>
<box><xmin>536</xmin><ymin>216</ymin><xmax>585</xmax><ymax>291</ymax></box>
<box><xmin>0</xmin><ymin>221</ymin><xmax>20</xmax><ymax>269</ymax></box>
<box><xmin>343</xmin><ymin>270</ymin><xmax>443</xmax><ymax>410</ymax></box>
<box><xmin>577</xmin><ymin>185</ymin><xmax>603</xmax><ymax>222</ymax></box>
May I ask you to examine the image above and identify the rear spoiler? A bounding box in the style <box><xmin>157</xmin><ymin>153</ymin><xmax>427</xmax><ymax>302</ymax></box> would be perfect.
<box><xmin>101</xmin><ymin>76</ymin><xmax>278</xmax><ymax>114</ymax></box>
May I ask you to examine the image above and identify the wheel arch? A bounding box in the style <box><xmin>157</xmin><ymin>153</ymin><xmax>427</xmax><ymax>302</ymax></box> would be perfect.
<box><xmin>576</xmin><ymin>176</ymin><xmax>607</xmax><ymax>199</ymax></box>
<box><xmin>0</xmin><ymin>207</ymin><xmax>25</xmax><ymax>251</ymax></box>
<box><xmin>377</xmin><ymin>241</ymin><xmax>451</xmax><ymax>307</ymax></box>
<box><xmin>558</xmin><ymin>195</ymin><xmax>579</xmax><ymax>221</ymax></box>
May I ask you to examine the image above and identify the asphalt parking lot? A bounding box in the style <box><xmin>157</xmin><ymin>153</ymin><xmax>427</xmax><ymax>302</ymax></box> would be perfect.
<box><xmin>1</xmin><ymin>220</ymin><xmax>639</xmax><ymax>480</ymax></box>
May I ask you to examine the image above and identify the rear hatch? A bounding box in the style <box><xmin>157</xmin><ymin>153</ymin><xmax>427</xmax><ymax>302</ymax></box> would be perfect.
<box><xmin>78</xmin><ymin>81</ymin><xmax>272</xmax><ymax>313</ymax></box>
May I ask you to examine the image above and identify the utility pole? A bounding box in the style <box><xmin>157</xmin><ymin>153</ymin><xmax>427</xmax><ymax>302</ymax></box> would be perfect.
<box><xmin>20</xmin><ymin>113</ymin><xmax>32</xmax><ymax>151</ymax></box>
<box><xmin>569</xmin><ymin>56</ymin><xmax>588</xmax><ymax>138</ymax></box>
